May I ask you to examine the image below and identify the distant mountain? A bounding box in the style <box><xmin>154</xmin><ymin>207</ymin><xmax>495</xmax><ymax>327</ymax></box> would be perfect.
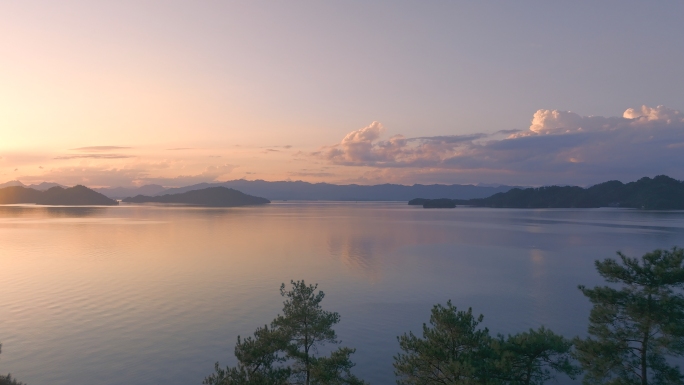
<box><xmin>122</xmin><ymin>187</ymin><xmax>270</xmax><ymax>207</ymax></box>
<box><xmin>29</xmin><ymin>182</ymin><xmax>67</xmax><ymax>191</ymax></box>
<box><xmin>0</xmin><ymin>186</ymin><xmax>43</xmax><ymax>203</ymax></box>
<box><xmin>409</xmin><ymin>175</ymin><xmax>684</xmax><ymax>210</ymax></box>
<box><xmin>0</xmin><ymin>180</ymin><xmax>67</xmax><ymax>191</ymax></box>
<box><xmin>0</xmin><ymin>185</ymin><xmax>118</xmax><ymax>205</ymax></box>
<box><xmin>0</xmin><ymin>180</ymin><xmax>26</xmax><ymax>189</ymax></box>
<box><xmin>145</xmin><ymin>180</ymin><xmax>520</xmax><ymax>201</ymax></box>
<box><xmin>94</xmin><ymin>184</ymin><xmax>166</xmax><ymax>199</ymax></box>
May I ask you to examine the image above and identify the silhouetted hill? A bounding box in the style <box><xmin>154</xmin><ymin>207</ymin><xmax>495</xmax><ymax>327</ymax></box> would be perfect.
<box><xmin>422</xmin><ymin>198</ymin><xmax>457</xmax><ymax>208</ymax></box>
<box><xmin>409</xmin><ymin>176</ymin><xmax>684</xmax><ymax>209</ymax></box>
<box><xmin>0</xmin><ymin>186</ymin><xmax>44</xmax><ymax>204</ymax></box>
<box><xmin>122</xmin><ymin>187</ymin><xmax>270</xmax><ymax>207</ymax></box>
<box><xmin>142</xmin><ymin>180</ymin><xmax>519</xmax><ymax>201</ymax></box>
<box><xmin>0</xmin><ymin>185</ymin><xmax>118</xmax><ymax>205</ymax></box>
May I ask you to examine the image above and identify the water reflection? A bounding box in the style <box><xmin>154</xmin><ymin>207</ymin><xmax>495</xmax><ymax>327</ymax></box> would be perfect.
<box><xmin>0</xmin><ymin>205</ymin><xmax>109</xmax><ymax>219</ymax></box>
<box><xmin>0</xmin><ymin>203</ymin><xmax>683</xmax><ymax>385</ymax></box>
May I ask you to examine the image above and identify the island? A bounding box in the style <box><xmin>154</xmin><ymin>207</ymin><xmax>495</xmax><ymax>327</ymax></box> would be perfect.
<box><xmin>409</xmin><ymin>175</ymin><xmax>684</xmax><ymax>210</ymax></box>
<box><xmin>122</xmin><ymin>187</ymin><xmax>270</xmax><ymax>207</ymax></box>
<box><xmin>418</xmin><ymin>198</ymin><xmax>458</xmax><ymax>208</ymax></box>
<box><xmin>0</xmin><ymin>185</ymin><xmax>119</xmax><ymax>205</ymax></box>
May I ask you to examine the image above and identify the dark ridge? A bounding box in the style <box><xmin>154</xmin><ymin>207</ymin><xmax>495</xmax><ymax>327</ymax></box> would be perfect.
<box><xmin>38</xmin><ymin>186</ymin><xmax>119</xmax><ymax>205</ymax></box>
<box><xmin>409</xmin><ymin>197</ymin><xmax>468</xmax><ymax>207</ymax></box>
<box><xmin>100</xmin><ymin>180</ymin><xmax>523</xmax><ymax>201</ymax></box>
<box><xmin>0</xmin><ymin>186</ymin><xmax>44</xmax><ymax>204</ymax></box>
<box><xmin>122</xmin><ymin>187</ymin><xmax>270</xmax><ymax>207</ymax></box>
<box><xmin>410</xmin><ymin>175</ymin><xmax>684</xmax><ymax>210</ymax></box>
<box><xmin>408</xmin><ymin>198</ymin><xmax>430</xmax><ymax>206</ymax></box>
<box><xmin>422</xmin><ymin>198</ymin><xmax>458</xmax><ymax>208</ymax></box>
<box><xmin>0</xmin><ymin>185</ymin><xmax>118</xmax><ymax>206</ymax></box>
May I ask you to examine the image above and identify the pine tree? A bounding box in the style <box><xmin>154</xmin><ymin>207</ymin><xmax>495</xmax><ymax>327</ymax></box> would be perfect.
<box><xmin>495</xmin><ymin>327</ymin><xmax>579</xmax><ymax>385</ymax></box>
<box><xmin>575</xmin><ymin>248</ymin><xmax>684</xmax><ymax>385</ymax></box>
<box><xmin>394</xmin><ymin>302</ymin><xmax>496</xmax><ymax>385</ymax></box>
<box><xmin>204</xmin><ymin>280</ymin><xmax>366</xmax><ymax>385</ymax></box>
<box><xmin>394</xmin><ymin>302</ymin><xmax>579</xmax><ymax>385</ymax></box>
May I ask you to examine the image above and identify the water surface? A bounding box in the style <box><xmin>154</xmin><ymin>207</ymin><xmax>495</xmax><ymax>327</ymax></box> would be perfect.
<box><xmin>1</xmin><ymin>203</ymin><xmax>683</xmax><ymax>384</ymax></box>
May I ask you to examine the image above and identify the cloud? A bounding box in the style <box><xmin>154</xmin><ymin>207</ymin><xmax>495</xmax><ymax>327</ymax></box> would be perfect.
<box><xmin>320</xmin><ymin>121</ymin><xmax>488</xmax><ymax>167</ymax></box>
<box><xmin>315</xmin><ymin>106</ymin><xmax>684</xmax><ymax>185</ymax></box>
<box><xmin>70</xmin><ymin>146</ymin><xmax>131</xmax><ymax>152</ymax></box>
<box><xmin>54</xmin><ymin>154</ymin><xmax>134</xmax><ymax>160</ymax></box>
<box><xmin>288</xmin><ymin>171</ymin><xmax>336</xmax><ymax>177</ymax></box>
<box><xmin>141</xmin><ymin>164</ymin><xmax>237</xmax><ymax>186</ymax></box>
<box><xmin>524</xmin><ymin>105</ymin><xmax>684</xmax><ymax>135</ymax></box>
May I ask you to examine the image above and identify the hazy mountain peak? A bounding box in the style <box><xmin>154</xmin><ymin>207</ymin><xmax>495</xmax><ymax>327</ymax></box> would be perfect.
<box><xmin>0</xmin><ymin>180</ymin><xmax>26</xmax><ymax>188</ymax></box>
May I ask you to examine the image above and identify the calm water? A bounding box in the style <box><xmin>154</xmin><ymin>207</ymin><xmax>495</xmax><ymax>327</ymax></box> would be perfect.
<box><xmin>1</xmin><ymin>203</ymin><xmax>683</xmax><ymax>384</ymax></box>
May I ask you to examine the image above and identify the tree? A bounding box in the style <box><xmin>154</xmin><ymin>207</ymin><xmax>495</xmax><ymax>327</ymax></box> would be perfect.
<box><xmin>394</xmin><ymin>302</ymin><xmax>578</xmax><ymax>385</ymax></box>
<box><xmin>204</xmin><ymin>280</ymin><xmax>366</xmax><ymax>385</ymax></box>
<box><xmin>495</xmin><ymin>327</ymin><xmax>580</xmax><ymax>385</ymax></box>
<box><xmin>574</xmin><ymin>247</ymin><xmax>684</xmax><ymax>385</ymax></box>
<box><xmin>394</xmin><ymin>302</ymin><xmax>495</xmax><ymax>385</ymax></box>
<box><xmin>203</xmin><ymin>325</ymin><xmax>290</xmax><ymax>385</ymax></box>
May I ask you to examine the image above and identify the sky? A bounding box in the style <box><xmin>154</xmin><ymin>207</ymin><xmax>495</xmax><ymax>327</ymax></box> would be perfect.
<box><xmin>1</xmin><ymin>1</ymin><xmax>684</xmax><ymax>187</ymax></box>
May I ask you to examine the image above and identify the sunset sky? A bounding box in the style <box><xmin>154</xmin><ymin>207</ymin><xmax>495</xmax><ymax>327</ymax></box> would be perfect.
<box><xmin>2</xmin><ymin>1</ymin><xmax>684</xmax><ymax>187</ymax></box>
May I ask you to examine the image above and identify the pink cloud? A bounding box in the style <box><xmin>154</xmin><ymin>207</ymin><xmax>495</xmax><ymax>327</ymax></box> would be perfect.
<box><xmin>314</xmin><ymin>105</ymin><xmax>684</xmax><ymax>185</ymax></box>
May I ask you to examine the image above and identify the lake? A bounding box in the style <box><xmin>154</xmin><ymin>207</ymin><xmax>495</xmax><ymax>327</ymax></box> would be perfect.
<box><xmin>1</xmin><ymin>202</ymin><xmax>683</xmax><ymax>384</ymax></box>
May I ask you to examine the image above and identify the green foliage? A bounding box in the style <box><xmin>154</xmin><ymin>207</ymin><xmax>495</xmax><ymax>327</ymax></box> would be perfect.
<box><xmin>394</xmin><ymin>302</ymin><xmax>491</xmax><ymax>385</ymax></box>
<box><xmin>575</xmin><ymin>248</ymin><xmax>684</xmax><ymax>385</ymax></box>
<box><xmin>495</xmin><ymin>327</ymin><xmax>580</xmax><ymax>385</ymax></box>
<box><xmin>309</xmin><ymin>347</ymin><xmax>367</xmax><ymax>385</ymax></box>
<box><xmin>203</xmin><ymin>325</ymin><xmax>291</xmax><ymax>385</ymax></box>
<box><xmin>394</xmin><ymin>302</ymin><xmax>577</xmax><ymax>385</ymax></box>
<box><xmin>272</xmin><ymin>281</ymin><xmax>342</xmax><ymax>384</ymax></box>
<box><xmin>205</xmin><ymin>280</ymin><xmax>366</xmax><ymax>385</ymax></box>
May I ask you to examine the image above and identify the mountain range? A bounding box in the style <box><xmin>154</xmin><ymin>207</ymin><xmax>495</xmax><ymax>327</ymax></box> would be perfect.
<box><xmin>0</xmin><ymin>185</ymin><xmax>118</xmax><ymax>206</ymax></box>
<box><xmin>94</xmin><ymin>180</ymin><xmax>520</xmax><ymax>201</ymax></box>
<box><xmin>122</xmin><ymin>187</ymin><xmax>270</xmax><ymax>207</ymax></box>
<box><xmin>409</xmin><ymin>175</ymin><xmax>684</xmax><ymax>210</ymax></box>
<box><xmin>0</xmin><ymin>180</ymin><xmax>66</xmax><ymax>191</ymax></box>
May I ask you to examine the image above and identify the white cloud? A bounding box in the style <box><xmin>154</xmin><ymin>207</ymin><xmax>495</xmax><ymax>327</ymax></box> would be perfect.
<box><xmin>525</xmin><ymin>105</ymin><xmax>684</xmax><ymax>135</ymax></box>
<box><xmin>321</xmin><ymin>121</ymin><xmax>486</xmax><ymax>167</ymax></box>
<box><xmin>315</xmin><ymin>105</ymin><xmax>684</xmax><ymax>185</ymax></box>
<box><xmin>623</xmin><ymin>105</ymin><xmax>684</xmax><ymax>123</ymax></box>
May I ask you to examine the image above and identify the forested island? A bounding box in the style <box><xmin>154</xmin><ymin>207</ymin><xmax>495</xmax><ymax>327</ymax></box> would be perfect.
<box><xmin>122</xmin><ymin>187</ymin><xmax>270</xmax><ymax>207</ymax></box>
<box><xmin>409</xmin><ymin>175</ymin><xmax>684</xmax><ymax>209</ymax></box>
<box><xmin>0</xmin><ymin>185</ymin><xmax>118</xmax><ymax>206</ymax></box>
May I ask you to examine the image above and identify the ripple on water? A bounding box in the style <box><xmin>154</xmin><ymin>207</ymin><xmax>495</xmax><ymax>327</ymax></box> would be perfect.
<box><xmin>1</xmin><ymin>203</ymin><xmax>684</xmax><ymax>384</ymax></box>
